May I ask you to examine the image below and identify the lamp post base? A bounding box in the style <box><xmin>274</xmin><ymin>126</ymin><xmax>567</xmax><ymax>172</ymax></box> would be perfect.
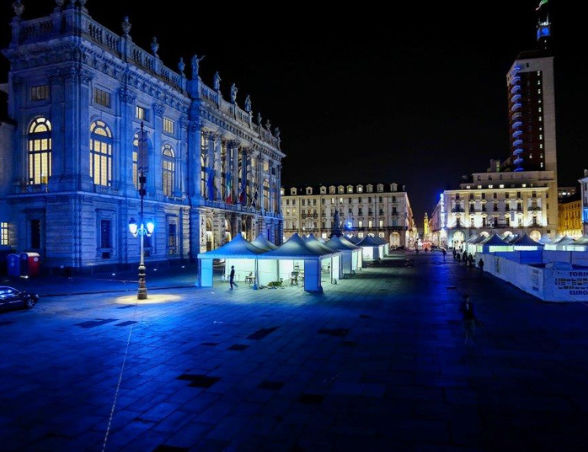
<box><xmin>137</xmin><ymin>264</ymin><xmax>148</xmax><ymax>300</ymax></box>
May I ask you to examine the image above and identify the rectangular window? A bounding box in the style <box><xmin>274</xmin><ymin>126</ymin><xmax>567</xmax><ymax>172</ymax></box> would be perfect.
<box><xmin>168</xmin><ymin>223</ymin><xmax>177</xmax><ymax>255</ymax></box>
<box><xmin>31</xmin><ymin>85</ymin><xmax>49</xmax><ymax>101</ymax></box>
<box><xmin>1</xmin><ymin>222</ymin><xmax>8</xmax><ymax>246</ymax></box>
<box><xmin>379</xmin><ymin>220</ymin><xmax>384</xmax><ymax>228</ymax></box>
<box><xmin>163</xmin><ymin>117</ymin><xmax>175</xmax><ymax>135</ymax></box>
<box><xmin>30</xmin><ymin>219</ymin><xmax>41</xmax><ymax>249</ymax></box>
<box><xmin>358</xmin><ymin>220</ymin><xmax>363</xmax><ymax>228</ymax></box>
<box><xmin>100</xmin><ymin>220</ymin><xmax>112</xmax><ymax>249</ymax></box>
<box><xmin>94</xmin><ymin>88</ymin><xmax>111</xmax><ymax>108</ymax></box>
<box><xmin>136</xmin><ymin>106</ymin><xmax>146</xmax><ymax>120</ymax></box>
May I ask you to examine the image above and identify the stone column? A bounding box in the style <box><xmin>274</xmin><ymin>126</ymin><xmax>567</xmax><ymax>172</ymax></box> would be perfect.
<box><xmin>205</xmin><ymin>131</ymin><xmax>215</xmax><ymax>200</ymax></box>
<box><xmin>151</xmin><ymin>102</ymin><xmax>165</xmax><ymax>197</ymax></box>
<box><xmin>119</xmin><ymin>88</ymin><xmax>137</xmax><ymax>194</ymax></box>
<box><xmin>76</xmin><ymin>68</ymin><xmax>93</xmax><ymax>191</ymax></box>
<box><xmin>187</xmin><ymin>120</ymin><xmax>201</xmax><ymax>200</ymax></box>
<box><xmin>240</xmin><ymin>148</ymin><xmax>248</xmax><ymax>204</ymax></box>
<box><xmin>231</xmin><ymin>142</ymin><xmax>239</xmax><ymax>203</ymax></box>
<box><xmin>214</xmin><ymin>137</ymin><xmax>222</xmax><ymax>201</ymax></box>
<box><xmin>175</xmin><ymin>117</ymin><xmax>188</xmax><ymax>197</ymax></box>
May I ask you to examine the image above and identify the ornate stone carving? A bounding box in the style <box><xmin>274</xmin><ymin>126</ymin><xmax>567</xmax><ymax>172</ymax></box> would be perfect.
<box><xmin>118</xmin><ymin>88</ymin><xmax>137</xmax><ymax>104</ymax></box>
<box><xmin>178</xmin><ymin>57</ymin><xmax>185</xmax><ymax>75</ymax></box>
<box><xmin>13</xmin><ymin>1</ymin><xmax>24</xmax><ymax>17</ymax></box>
<box><xmin>152</xmin><ymin>103</ymin><xmax>165</xmax><ymax>117</ymax></box>
<box><xmin>151</xmin><ymin>37</ymin><xmax>159</xmax><ymax>57</ymax></box>
<box><xmin>230</xmin><ymin>83</ymin><xmax>238</xmax><ymax>104</ymax></box>
<box><xmin>256</xmin><ymin>112</ymin><xmax>262</xmax><ymax>126</ymax></box>
<box><xmin>80</xmin><ymin>69</ymin><xmax>93</xmax><ymax>84</ymax></box>
<box><xmin>121</xmin><ymin>16</ymin><xmax>131</xmax><ymax>37</ymax></box>
<box><xmin>213</xmin><ymin>71</ymin><xmax>221</xmax><ymax>91</ymax></box>
<box><xmin>244</xmin><ymin>95</ymin><xmax>252</xmax><ymax>113</ymax></box>
<box><xmin>191</xmin><ymin>54</ymin><xmax>205</xmax><ymax>78</ymax></box>
<box><xmin>265</xmin><ymin>119</ymin><xmax>271</xmax><ymax>131</ymax></box>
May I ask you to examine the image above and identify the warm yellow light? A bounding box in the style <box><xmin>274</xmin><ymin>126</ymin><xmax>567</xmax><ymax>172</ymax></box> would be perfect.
<box><xmin>114</xmin><ymin>293</ymin><xmax>183</xmax><ymax>305</ymax></box>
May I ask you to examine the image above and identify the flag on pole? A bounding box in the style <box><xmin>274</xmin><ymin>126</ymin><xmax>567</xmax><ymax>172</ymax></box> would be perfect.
<box><xmin>536</xmin><ymin>0</ymin><xmax>548</xmax><ymax>10</ymax></box>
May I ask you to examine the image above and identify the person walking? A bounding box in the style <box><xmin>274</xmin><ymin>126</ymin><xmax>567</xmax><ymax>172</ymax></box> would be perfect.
<box><xmin>229</xmin><ymin>265</ymin><xmax>237</xmax><ymax>290</ymax></box>
<box><xmin>461</xmin><ymin>295</ymin><xmax>477</xmax><ymax>345</ymax></box>
<box><xmin>478</xmin><ymin>258</ymin><xmax>485</xmax><ymax>272</ymax></box>
<box><xmin>442</xmin><ymin>248</ymin><xmax>447</xmax><ymax>262</ymax></box>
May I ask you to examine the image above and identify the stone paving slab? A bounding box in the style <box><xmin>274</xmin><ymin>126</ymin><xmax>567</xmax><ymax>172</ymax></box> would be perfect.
<box><xmin>2</xmin><ymin>252</ymin><xmax>588</xmax><ymax>450</ymax></box>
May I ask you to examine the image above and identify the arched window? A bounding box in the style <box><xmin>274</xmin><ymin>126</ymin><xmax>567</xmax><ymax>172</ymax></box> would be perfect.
<box><xmin>90</xmin><ymin>120</ymin><xmax>113</xmax><ymax>186</ymax></box>
<box><xmin>27</xmin><ymin>117</ymin><xmax>52</xmax><ymax>184</ymax></box>
<box><xmin>162</xmin><ymin>144</ymin><xmax>175</xmax><ymax>197</ymax></box>
<box><xmin>132</xmin><ymin>133</ymin><xmax>139</xmax><ymax>189</ymax></box>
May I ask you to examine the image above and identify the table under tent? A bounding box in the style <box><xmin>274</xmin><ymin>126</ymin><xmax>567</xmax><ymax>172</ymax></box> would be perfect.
<box><xmin>357</xmin><ymin>235</ymin><xmax>383</xmax><ymax>261</ymax></box>
<box><xmin>476</xmin><ymin>233</ymin><xmax>511</xmax><ymax>254</ymax></box>
<box><xmin>257</xmin><ymin>233</ymin><xmax>340</xmax><ymax>292</ymax></box>
<box><xmin>325</xmin><ymin>235</ymin><xmax>363</xmax><ymax>276</ymax></box>
<box><xmin>304</xmin><ymin>234</ymin><xmax>343</xmax><ymax>283</ymax></box>
<box><xmin>197</xmin><ymin>234</ymin><xmax>265</xmax><ymax>288</ymax></box>
<box><xmin>466</xmin><ymin>235</ymin><xmax>488</xmax><ymax>255</ymax></box>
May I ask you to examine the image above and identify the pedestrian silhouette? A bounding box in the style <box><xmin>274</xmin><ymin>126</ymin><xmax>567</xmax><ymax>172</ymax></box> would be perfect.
<box><xmin>229</xmin><ymin>265</ymin><xmax>237</xmax><ymax>290</ymax></box>
<box><xmin>461</xmin><ymin>295</ymin><xmax>477</xmax><ymax>345</ymax></box>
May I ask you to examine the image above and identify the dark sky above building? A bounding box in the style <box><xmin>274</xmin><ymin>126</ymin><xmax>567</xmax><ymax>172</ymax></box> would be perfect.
<box><xmin>1</xmin><ymin>1</ymin><xmax>585</xmax><ymax>223</ymax></box>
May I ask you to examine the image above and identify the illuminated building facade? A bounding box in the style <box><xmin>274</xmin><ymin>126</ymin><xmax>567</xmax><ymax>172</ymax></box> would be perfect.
<box><xmin>281</xmin><ymin>183</ymin><xmax>415</xmax><ymax>248</ymax></box>
<box><xmin>430</xmin><ymin>168</ymin><xmax>552</xmax><ymax>249</ymax></box>
<box><xmin>0</xmin><ymin>1</ymin><xmax>283</xmax><ymax>269</ymax></box>
<box><xmin>558</xmin><ymin>197</ymin><xmax>582</xmax><ymax>239</ymax></box>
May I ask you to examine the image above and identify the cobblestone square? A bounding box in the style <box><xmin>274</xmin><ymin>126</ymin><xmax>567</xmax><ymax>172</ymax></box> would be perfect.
<box><xmin>1</xmin><ymin>252</ymin><xmax>588</xmax><ymax>451</ymax></box>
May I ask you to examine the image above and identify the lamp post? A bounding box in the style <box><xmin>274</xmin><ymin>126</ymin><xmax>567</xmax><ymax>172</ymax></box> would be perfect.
<box><xmin>128</xmin><ymin>122</ymin><xmax>153</xmax><ymax>300</ymax></box>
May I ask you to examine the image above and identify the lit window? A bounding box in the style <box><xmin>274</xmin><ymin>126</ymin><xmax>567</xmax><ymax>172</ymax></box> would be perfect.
<box><xmin>94</xmin><ymin>88</ymin><xmax>111</xmax><ymax>107</ymax></box>
<box><xmin>1</xmin><ymin>222</ymin><xmax>8</xmax><ymax>246</ymax></box>
<box><xmin>27</xmin><ymin>117</ymin><xmax>52</xmax><ymax>185</ymax></box>
<box><xmin>163</xmin><ymin>117</ymin><xmax>174</xmax><ymax>135</ymax></box>
<box><xmin>90</xmin><ymin>120</ymin><xmax>113</xmax><ymax>186</ymax></box>
<box><xmin>136</xmin><ymin>106</ymin><xmax>146</xmax><ymax>120</ymax></box>
<box><xmin>379</xmin><ymin>220</ymin><xmax>384</xmax><ymax>228</ymax></box>
<box><xmin>358</xmin><ymin>220</ymin><xmax>363</xmax><ymax>228</ymax></box>
<box><xmin>132</xmin><ymin>133</ymin><xmax>139</xmax><ymax>188</ymax></box>
<box><xmin>162</xmin><ymin>144</ymin><xmax>175</xmax><ymax>197</ymax></box>
<box><xmin>31</xmin><ymin>85</ymin><xmax>49</xmax><ymax>101</ymax></box>
<box><xmin>368</xmin><ymin>220</ymin><xmax>373</xmax><ymax>228</ymax></box>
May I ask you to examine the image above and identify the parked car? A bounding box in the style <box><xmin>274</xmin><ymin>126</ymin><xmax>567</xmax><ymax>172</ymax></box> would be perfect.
<box><xmin>0</xmin><ymin>286</ymin><xmax>39</xmax><ymax>311</ymax></box>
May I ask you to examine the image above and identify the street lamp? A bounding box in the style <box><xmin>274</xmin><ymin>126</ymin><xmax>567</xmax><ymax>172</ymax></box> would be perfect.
<box><xmin>128</xmin><ymin>122</ymin><xmax>152</xmax><ymax>300</ymax></box>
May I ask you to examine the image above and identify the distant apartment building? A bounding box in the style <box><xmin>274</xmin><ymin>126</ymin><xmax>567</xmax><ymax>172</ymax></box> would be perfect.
<box><xmin>430</xmin><ymin>168</ymin><xmax>552</xmax><ymax>249</ymax></box>
<box><xmin>558</xmin><ymin>196</ymin><xmax>582</xmax><ymax>238</ymax></box>
<box><xmin>281</xmin><ymin>183</ymin><xmax>415</xmax><ymax>248</ymax></box>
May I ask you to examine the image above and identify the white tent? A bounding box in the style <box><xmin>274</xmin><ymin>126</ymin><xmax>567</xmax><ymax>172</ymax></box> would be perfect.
<box><xmin>345</xmin><ymin>235</ymin><xmax>362</xmax><ymax>244</ymax></box>
<box><xmin>305</xmin><ymin>234</ymin><xmax>343</xmax><ymax>282</ymax></box>
<box><xmin>326</xmin><ymin>235</ymin><xmax>363</xmax><ymax>276</ymax></box>
<box><xmin>258</xmin><ymin>233</ymin><xmax>337</xmax><ymax>292</ymax></box>
<box><xmin>357</xmin><ymin>235</ymin><xmax>382</xmax><ymax>261</ymax></box>
<box><xmin>370</xmin><ymin>235</ymin><xmax>389</xmax><ymax>257</ymax></box>
<box><xmin>545</xmin><ymin>236</ymin><xmax>575</xmax><ymax>251</ymax></box>
<box><xmin>476</xmin><ymin>233</ymin><xmax>512</xmax><ymax>253</ymax></box>
<box><xmin>197</xmin><ymin>234</ymin><xmax>265</xmax><ymax>287</ymax></box>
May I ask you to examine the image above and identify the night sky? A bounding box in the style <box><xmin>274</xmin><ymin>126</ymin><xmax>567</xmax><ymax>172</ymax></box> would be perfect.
<box><xmin>1</xmin><ymin>1</ymin><xmax>585</xmax><ymax>224</ymax></box>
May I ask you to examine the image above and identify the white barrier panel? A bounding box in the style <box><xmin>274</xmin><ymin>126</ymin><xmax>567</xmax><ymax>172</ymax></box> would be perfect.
<box><xmin>481</xmin><ymin>253</ymin><xmax>588</xmax><ymax>302</ymax></box>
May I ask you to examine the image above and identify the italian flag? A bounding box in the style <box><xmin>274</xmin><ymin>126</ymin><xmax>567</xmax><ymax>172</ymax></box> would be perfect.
<box><xmin>536</xmin><ymin>0</ymin><xmax>548</xmax><ymax>10</ymax></box>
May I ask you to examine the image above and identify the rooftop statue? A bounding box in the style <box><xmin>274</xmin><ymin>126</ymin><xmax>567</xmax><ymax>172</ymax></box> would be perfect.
<box><xmin>230</xmin><ymin>83</ymin><xmax>238</xmax><ymax>103</ymax></box>
<box><xmin>213</xmin><ymin>71</ymin><xmax>221</xmax><ymax>91</ymax></box>
<box><xmin>191</xmin><ymin>54</ymin><xmax>205</xmax><ymax>78</ymax></box>
<box><xmin>244</xmin><ymin>95</ymin><xmax>252</xmax><ymax>113</ymax></box>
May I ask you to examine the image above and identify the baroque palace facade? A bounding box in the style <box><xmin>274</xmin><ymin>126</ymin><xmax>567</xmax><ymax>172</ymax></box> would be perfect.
<box><xmin>281</xmin><ymin>183</ymin><xmax>415</xmax><ymax>248</ymax></box>
<box><xmin>0</xmin><ymin>1</ymin><xmax>283</xmax><ymax>269</ymax></box>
